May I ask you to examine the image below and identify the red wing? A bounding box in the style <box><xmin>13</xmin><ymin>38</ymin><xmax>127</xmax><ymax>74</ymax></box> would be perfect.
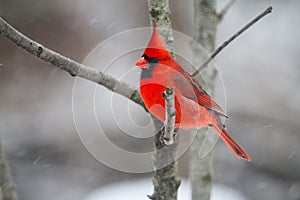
<box><xmin>173</xmin><ymin>69</ymin><xmax>228</xmax><ymax>117</ymax></box>
<box><xmin>197</xmin><ymin>91</ymin><xmax>228</xmax><ymax>117</ymax></box>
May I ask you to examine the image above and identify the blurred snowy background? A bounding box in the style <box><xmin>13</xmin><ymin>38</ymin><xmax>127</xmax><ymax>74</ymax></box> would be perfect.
<box><xmin>0</xmin><ymin>0</ymin><xmax>300</xmax><ymax>199</ymax></box>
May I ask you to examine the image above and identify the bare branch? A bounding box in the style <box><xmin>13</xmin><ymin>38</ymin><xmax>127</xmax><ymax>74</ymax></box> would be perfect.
<box><xmin>192</xmin><ymin>6</ymin><xmax>273</xmax><ymax>77</ymax></box>
<box><xmin>0</xmin><ymin>17</ymin><xmax>144</xmax><ymax>108</ymax></box>
<box><xmin>161</xmin><ymin>87</ymin><xmax>177</xmax><ymax>145</ymax></box>
<box><xmin>217</xmin><ymin>0</ymin><xmax>236</xmax><ymax>22</ymax></box>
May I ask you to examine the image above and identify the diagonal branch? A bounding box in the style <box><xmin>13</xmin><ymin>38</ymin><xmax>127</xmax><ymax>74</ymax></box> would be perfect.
<box><xmin>217</xmin><ymin>0</ymin><xmax>236</xmax><ymax>22</ymax></box>
<box><xmin>1</xmin><ymin>11</ymin><xmax>179</xmax><ymax>200</ymax></box>
<box><xmin>192</xmin><ymin>6</ymin><xmax>273</xmax><ymax>77</ymax></box>
<box><xmin>0</xmin><ymin>17</ymin><xmax>144</xmax><ymax>108</ymax></box>
<box><xmin>161</xmin><ymin>87</ymin><xmax>177</xmax><ymax>145</ymax></box>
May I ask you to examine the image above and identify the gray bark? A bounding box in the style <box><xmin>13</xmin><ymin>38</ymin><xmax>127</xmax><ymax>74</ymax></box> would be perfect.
<box><xmin>189</xmin><ymin>0</ymin><xmax>218</xmax><ymax>200</ymax></box>
<box><xmin>147</xmin><ymin>1</ymin><xmax>180</xmax><ymax>200</ymax></box>
<box><xmin>147</xmin><ymin>0</ymin><xmax>174</xmax><ymax>55</ymax></box>
<box><xmin>162</xmin><ymin>87</ymin><xmax>176</xmax><ymax>145</ymax></box>
<box><xmin>0</xmin><ymin>141</ymin><xmax>18</xmax><ymax>200</ymax></box>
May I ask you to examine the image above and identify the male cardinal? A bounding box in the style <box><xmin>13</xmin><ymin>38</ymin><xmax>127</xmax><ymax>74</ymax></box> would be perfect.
<box><xmin>135</xmin><ymin>26</ymin><xmax>251</xmax><ymax>161</ymax></box>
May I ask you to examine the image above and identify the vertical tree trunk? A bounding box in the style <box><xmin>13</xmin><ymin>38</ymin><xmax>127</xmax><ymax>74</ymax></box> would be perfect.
<box><xmin>0</xmin><ymin>140</ymin><xmax>19</xmax><ymax>200</ymax></box>
<box><xmin>189</xmin><ymin>0</ymin><xmax>218</xmax><ymax>200</ymax></box>
<box><xmin>147</xmin><ymin>1</ymin><xmax>180</xmax><ymax>200</ymax></box>
<box><xmin>147</xmin><ymin>0</ymin><xmax>175</xmax><ymax>54</ymax></box>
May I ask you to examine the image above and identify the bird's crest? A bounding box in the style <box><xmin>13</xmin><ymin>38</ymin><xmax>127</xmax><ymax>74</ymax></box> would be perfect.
<box><xmin>143</xmin><ymin>25</ymin><xmax>172</xmax><ymax>60</ymax></box>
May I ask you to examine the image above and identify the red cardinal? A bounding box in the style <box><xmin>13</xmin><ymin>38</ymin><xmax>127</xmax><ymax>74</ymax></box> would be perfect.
<box><xmin>135</xmin><ymin>26</ymin><xmax>251</xmax><ymax>161</ymax></box>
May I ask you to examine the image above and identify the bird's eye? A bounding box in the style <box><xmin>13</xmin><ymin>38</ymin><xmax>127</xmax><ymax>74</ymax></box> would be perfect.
<box><xmin>142</xmin><ymin>54</ymin><xmax>150</xmax><ymax>61</ymax></box>
<box><xmin>135</xmin><ymin>56</ymin><xmax>149</xmax><ymax>69</ymax></box>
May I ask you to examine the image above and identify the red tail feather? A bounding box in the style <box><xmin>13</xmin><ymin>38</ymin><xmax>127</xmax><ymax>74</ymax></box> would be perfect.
<box><xmin>212</xmin><ymin>126</ymin><xmax>251</xmax><ymax>161</ymax></box>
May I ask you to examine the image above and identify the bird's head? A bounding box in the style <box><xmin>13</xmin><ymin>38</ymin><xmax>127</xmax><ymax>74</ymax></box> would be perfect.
<box><xmin>135</xmin><ymin>24</ymin><xmax>171</xmax><ymax>69</ymax></box>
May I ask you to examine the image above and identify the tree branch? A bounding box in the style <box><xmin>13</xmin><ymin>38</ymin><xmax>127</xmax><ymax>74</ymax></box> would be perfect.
<box><xmin>161</xmin><ymin>87</ymin><xmax>177</xmax><ymax>145</ymax></box>
<box><xmin>217</xmin><ymin>0</ymin><xmax>236</xmax><ymax>22</ymax></box>
<box><xmin>192</xmin><ymin>6</ymin><xmax>273</xmax><ymax>77</ymax></box>
<box><xmin>147</xmin><ymin>1</ymin><xmax>180</xmax><ymax>200</ymax></box>
<box><xmin>147</xmin><ymin>0</ymin><xmax>174</xmax><ymax>56</ymax></box>
<box><xmin>189</xmin><ymin>0</ymin><xmax>218</xmax><ymax>199</ymax></box>
<box><xmin>0</xmin><ymin>17</ymin><xmax>144</xmax><ymax>108</ymax></box>
<box><xmin>0</xmin><ymin>140</ymin><xmax>19</xmax><ymax>200</ymax></box>
<box><xmin>0</xmin><ymin>11</ymin><xmax>181</xmax><ymax>200</ymax></box>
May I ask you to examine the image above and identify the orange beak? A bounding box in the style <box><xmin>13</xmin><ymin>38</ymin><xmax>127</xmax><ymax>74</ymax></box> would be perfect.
<box><xmin>135</xmin><ymin>57</ymin><xmax>150</xmax><ymax>69</ymax></box>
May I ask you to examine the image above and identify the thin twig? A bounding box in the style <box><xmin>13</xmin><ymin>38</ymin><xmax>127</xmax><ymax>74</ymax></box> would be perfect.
<box><xmin>161</xmin><ymin>87</ymin><xmax>177</xmax><ymax>145</ymax></box>
<box><xmin>192</xmin><ymin>6</ymin><xmax>272</xmax><ymax>77</ymax></box>
<box><xmin>0</xmin><ymin>17</ymin><xmax>144</xmax><ymax>108</ymax></box>
<box><xmin>217</xmin><ymin>0</ymin><xmax>236</xmax><ymax>22</ymax></box>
